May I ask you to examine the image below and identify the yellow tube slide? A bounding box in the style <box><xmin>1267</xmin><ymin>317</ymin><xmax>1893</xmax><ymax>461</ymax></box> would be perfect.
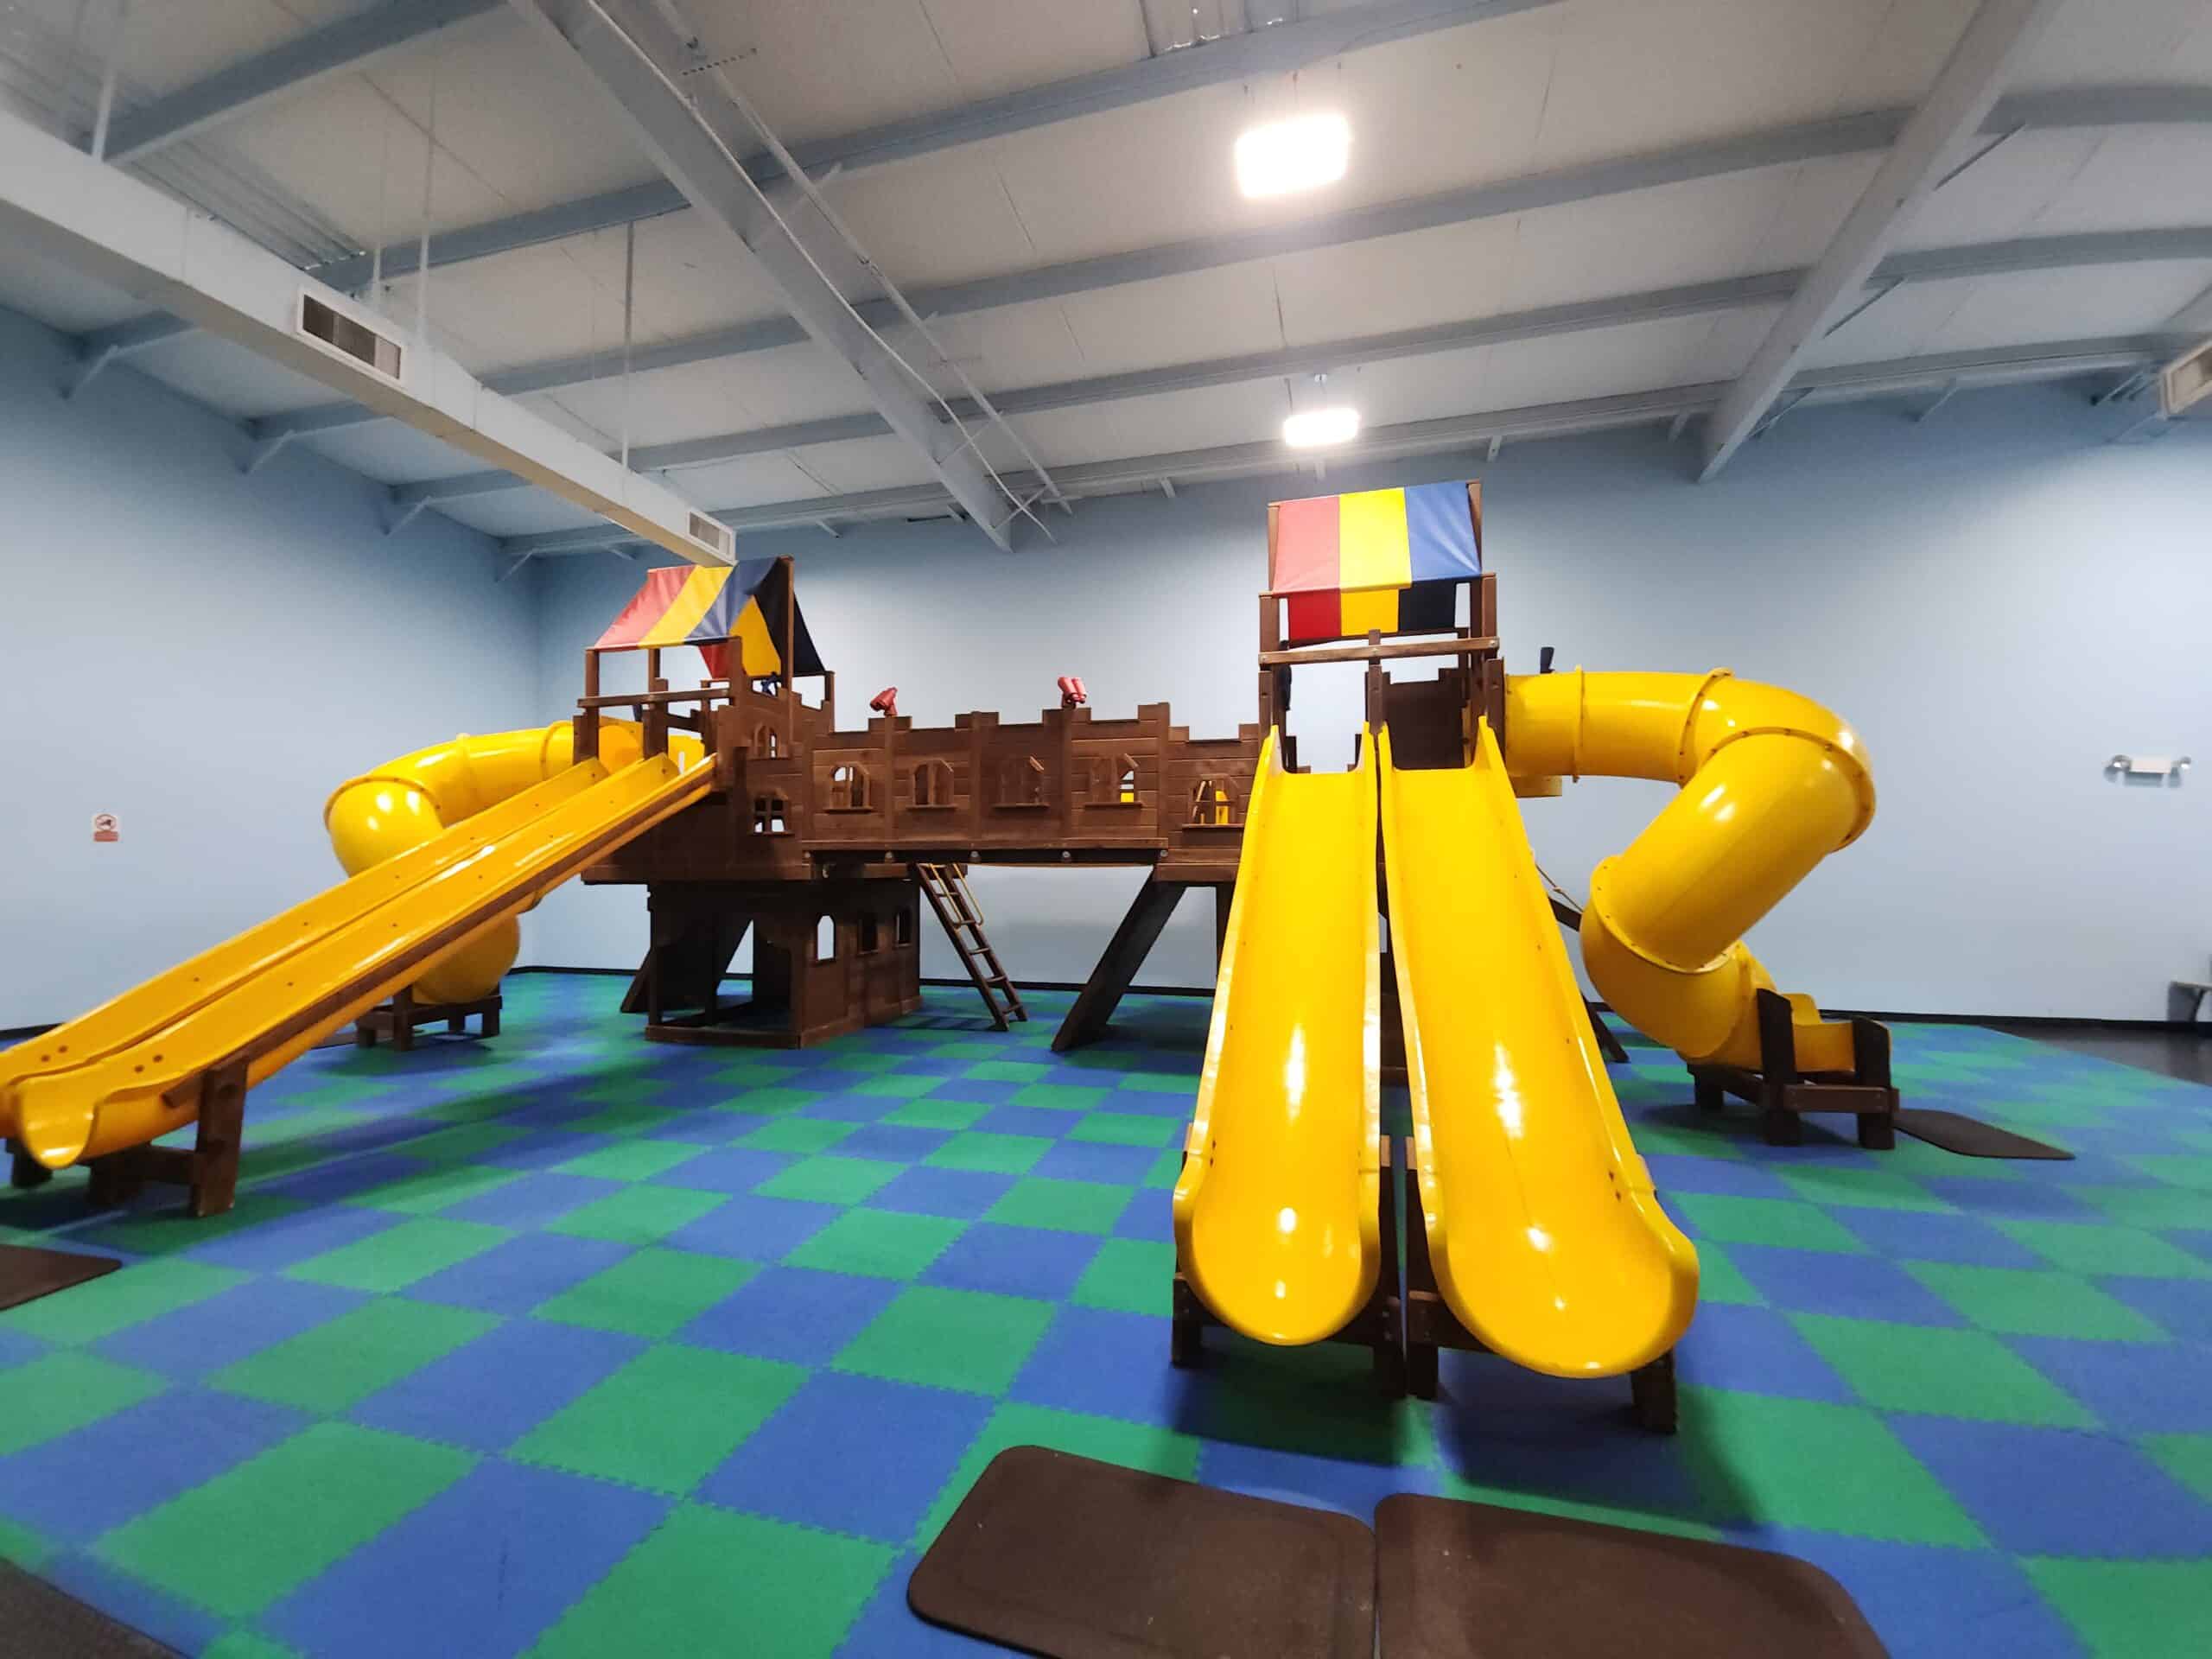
<box><xmin>1381</xmin><ymin>723</ymin><xmax>1697</xmax><ymax>1377</ymax></box>
<box><xmin>1503</xmin><ymin>671</ymin><xmax>1875</xmax><ymax>1071</ymax></box>
<box><xmin>1173</xmin><ymin>729</ymin><xmax>1382</xmax><ymax>1346</ymax></box>
<box><xmin>10</xmin><ymin>749</ymin><xmax>709</xmax><ymax>1168</ymax></box>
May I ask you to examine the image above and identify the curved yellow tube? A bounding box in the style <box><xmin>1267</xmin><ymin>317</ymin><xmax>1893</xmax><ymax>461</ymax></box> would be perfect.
<box><xmin>1173</xmin><ymin>729</ymin><xmax>1382</xmax><ymax>1346</ymax></box>
<box><xmin>1382</xmin><ymin>723</ymin><xmax>1695</xmax><ymax>1376</ymax></box>
<box><xmin>1503</xmin><ymin>671</ymin><xmax>1874</xmax><ymax>1071</ymax></box>
<box><xmin>325</xmin><ymin>721</ymin><xmax>684</xmax><ymax>1002</ymax></box>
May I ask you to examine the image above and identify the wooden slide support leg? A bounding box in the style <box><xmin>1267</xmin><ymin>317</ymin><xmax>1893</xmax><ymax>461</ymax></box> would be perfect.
<box><xmin>1694</xmin><ymin>1074</ymin><xmax>1725</xmax><ymax>1113</ymax></box>
<box><xmin>1630</xmin><ymin>1350</ymin><xmax>1679</xmax><ymax>1435</ymax></box>
<box><xmin>9</xmin><ymin>1144</ymin><xmax>52</xmax><ymax>1190</ymax></box>
<box><xmin>1401</xmin><ymin>1142</ymin><xmax>1442</xmax><ymax>1402</ymax></box>
<box><xmin>1371</xmin><ymin>1135</ymin><xmax>1407</xmax><ymax>1399</ymax></box>
<box><xmin>189</xmin><ymin>1062</ymin><xmax>247</xmax><ymax>1219</ymax></box>
<box><xmin>1170</xmin><ymin>1278</ymin><xmax>1205</xmax><ymax>1370</ymax></box>
<box><xmin>1052</xmin><ymin>877</ymin><xmax>1192</xmax><ymax>1052</ymax></box>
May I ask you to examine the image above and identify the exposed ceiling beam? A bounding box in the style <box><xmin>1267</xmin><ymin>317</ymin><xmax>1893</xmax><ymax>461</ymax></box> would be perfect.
<box><xmin>81</xmin><ymin>0</ymin><xmax>1560</xmax><ymax>359</ymax></box>
<box><xmin>389</xmin><ymin>228</ymin><xmax>2212</xmax><ymax>505</ymax></box>
<box><xmin>508</xmin><ymin>0</ymin><xmax>1033</xmax><ymax>550</ymax></box>
<box><xmin>499</xmin><ymin>334</ymin><xmax>2161</xmax><ymax>556</ymax></box>
<box><xmin>104</xmin><ymin>0</ymin><xmax>501</xmax><ymax>166</ymax></box>
<box><xmin>0</xmin><ymin>102</ymin><xmax>725</xmax><ymax>563</ymax></box>
<box><xmin>230</xmin><ymin>83</ymin><xmax>2212</xmax><ymax>441</ymax></box>
<box><xmin>1700</xmin><ymin>0</ymin><xmax>2066</xmax><ymax>480</ymax></box>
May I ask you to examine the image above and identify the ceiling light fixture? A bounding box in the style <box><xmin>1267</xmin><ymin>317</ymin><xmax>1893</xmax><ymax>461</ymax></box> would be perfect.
<box><xmin>1283</xmin><ymin>406</ymin><xmax>1361</xmax><ymax>448</ymax></box>
<box><xmin>1234</xmin><ymin>111</ymin><xmax>1351</xmax><ymax>200</ymax></box>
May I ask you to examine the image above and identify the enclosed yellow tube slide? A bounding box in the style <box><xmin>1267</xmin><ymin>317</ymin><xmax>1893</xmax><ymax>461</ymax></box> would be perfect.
<box><xmin>1173</xmin><ymin>729</ymin><xmax>1382</xmax><ymax>1346</ymax></box>
<box><xmin>2</xmin><ymin>721</ymin><xmax>702</xmax><ymax>1170</ymax></box>
<box><xmin>1382</xmin><ymin>722</ymin><xmax>1696</xmax><ymax>1377</ymax></box>
<box><xmin>1503</xmin><ymin>671</ymin><xmax>1875</xmax><ymax>1071</ymax></box>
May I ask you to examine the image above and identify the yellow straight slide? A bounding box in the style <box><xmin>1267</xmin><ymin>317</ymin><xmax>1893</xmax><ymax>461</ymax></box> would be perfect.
<box><xmin>1381</xmin><ymin>722</ymin><xmax>1697</xmax><ymax>1378</ymax></box>
<box><xmin>5</xmin><ymin>753</ymin><xmax>709</xmax><ymax>1170</ymax></box>
<box><xmin>1173</xmin><ymin>728</ymin><xmax>1382</xmax><ymax>1346</ymax></box>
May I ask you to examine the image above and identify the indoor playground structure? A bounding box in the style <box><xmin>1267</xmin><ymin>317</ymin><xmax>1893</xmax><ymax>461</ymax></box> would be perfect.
<box><xmin>1</xmin><ymin>483</ymin><xmax>1888</xmax><ymax>1427</ymax></box>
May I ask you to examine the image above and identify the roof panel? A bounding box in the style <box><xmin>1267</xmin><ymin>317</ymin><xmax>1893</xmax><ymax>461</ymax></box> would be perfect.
<box><xmin>1918</xmin><ymin>261</ymin><xmax>2212</xmax><ymax>353</ymax></box>
<box><xmin>915</xmin><ymin>0</ymin><xmax>1147</xmax><ymax>104</ymax></box>
<box><xmin>2013</xmin><ymin>0</ymin><xmax>2212</xmax><ymax>89</ymax></box>
<box><xmin>827</xmin><ymin>147</ymin><xmax>1043</xmax><ymax>288</ymax></box>
<box><xmin>2024</xmin><ymin>129</ymin><xmax>2212</xmax><ymax>235</ymax></box>
<box><xmin>880</xmin><ymin>302</ymin><xmax>1090</xmax><ymax>397</ymax></box>
<box><xmin>1892</xmin><ymin>130</ymin><xmax>2103</xmax><ymax>250</ymax></box>
<box><xmin>779</xmin><ymin>435</ymin><xmax>935</xmax><ymax>495</ymax></box>
<box><xmin>525</xmin><ymin>359</ymin><xmax>761</xmax><ymax>451</ymax></box>
<box><xmin>1052</xmin><ymin>263</ymin><xmax>1287</xmax><ymax>378</ymax></box>
<box><xmin>649</xmin><ymin>451</ymin><xmax>832</xmax><ymax>509</ymax></box>
<box><xmin>690</xmin><ymin>0</ymin><xmax>963</xmax><ymax>148</ymax></box>
<box><xmin>1270</xmin><ymin>217</ymin><xmax>1523</xmax><ymax>345</ymax></box>
<box><xmin>1499</xmin><ymin>168</ymin><xmax>1798</xmax><ymax>309</ymax></box>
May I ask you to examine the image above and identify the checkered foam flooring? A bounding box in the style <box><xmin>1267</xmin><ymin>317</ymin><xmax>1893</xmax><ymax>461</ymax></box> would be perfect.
<box><xmin>3</xmin><ymin>977</ymin><xmax>2209</xmax><ymax>1658</ymax></box>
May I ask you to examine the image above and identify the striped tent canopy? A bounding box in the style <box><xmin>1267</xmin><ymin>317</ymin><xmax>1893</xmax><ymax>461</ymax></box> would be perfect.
<box><xmin>1268</xmin><ymin>481</ymin><xmax>1482</xmax><ymax>645</ymax></box>
<box><xmin>592</xmin><ymin>559</ymin><xmax>825</xmax><ymax>681</ymax></box>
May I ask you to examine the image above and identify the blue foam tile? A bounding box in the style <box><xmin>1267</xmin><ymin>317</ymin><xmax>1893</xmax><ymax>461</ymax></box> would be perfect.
<box><xmin>94</xmin><ymin>1275</ymin><xmax>367</xmax><ymax>1382</ymax></box>
<box><xmin>38</xmin><ymin>1548</ymin><xmax>229</xmax><ymax>1656</ymax></box>
<box><xmin>479</xmin><ymin>1128</ymin><xmax>620</xmax><ymax>1171</ymax></box>
<box><xmin>648</xmin><ymin>1145</ymin><xmax>792</xmax><ymax>1194</ymax></box>
<box><xmin>969</xmin><ymin>1104</ymin><xmax>1078</xmax><ymax>1140</ymax></box>
<box><xmin>264</xmin><ymin>1459</ymin><xmax>669</xmax><ymax>1659</ymax></box>
<box><xmin>838</xmin><ymin>1123</ymin><xmax>956</xmax><ymax>1163</ymax></box>
<box><xmin>256</xmin><ymin>1148</ymin><xmax>434</xmax><ymax>1206</ymax></box>
<box><xmin>0</xmin><ymin>1326</ymin><xmax>45</xmax><ymax>1367</ymax></box>
<box><xmin>2102</xmin><ymin>1274</ymin><xmax>2212</xmax><ymax>1343</ymax></box>
<box><xmin>698</xmin><ymin>1371</ymin><xmax>993</xmax><ymax>1542</ymax></box>
<box><xmin>1010</xmin><ymin>1306</ymin><xmax>1192</xmax><ymax>1424</ymax></box>
<box><xmin>1031</xmin><ymin>1141</ymin><xmax>1160</xmax><ymax>1185</ymax></box>
<box><xmin>404</xmin><ymin>1231</ymin><xmax>630</xmax><ymax>1316</ymax></box>
<box><xmin>353</xmin><ymin>1319</ymin><xmax>642</xmax><ymax>1452</ymax></box>
<box><xmin>1198</xmin><ymin>1440</ymin><xmax>1437</xmax><ymax>1522</ymax></box>
<box><xmin>922</xmin><ymin>1224</ymin><xmax>1102</xmax><ymax>1302</ymax></box>
<box><xmin>661</xmin><ymin>1192</ymin><xmax>839</xmax><ymax>1261</ymax></box>
<box><xmin>2005</xmin><ymin>1335</ymin><xmax>2212</xmax><ymax>1433</ymax></box>
<box><xmin>180</xmin><ymin>1200</ymin><xmax>404</xmax><ymax>1272</ymax></box>
<box><xmin>1759</xmin><ymin>1532</ymin><xmax>2088</xmax><ymax>1659</ymax></box>
<box><xmin>1097</xmin><ymin>1088</ymin><xmax>1192</xmax><ymax>1118</ymax></box>
<box><xmin>639</xmin><ymin>1108</ymin><xmax>742</xmax><ymax>1143</ymax></box>
<box><xmin>679</xmin><ymin>1265</ymin><xmax>902</xmax><ymax>1365</ymax></box>
<box><xmin>1834</xmin><ymin>1207</ymin><xmax>2045</xmax><ymax>1268</ymax></box>
<box><xmin>795</xmin><ymin>1088</ymin><xmax>902</xmax><ymax>1122</ymax></box>
<box><xmin>1673</xmin><ymin>1304</ymin><xmax>1856</xmax><ymax>1402</ymax></box>
<box><xmin>1725</xmin><ymin>1246</ymin><xmax>1966</xmax><ymax>1326</ymax></box>
<box><xmin>1888</xmin><ymin>1418</ymin><xmax>2212</xmax><ymax>1559</ymax></box>
<box><xmin>1111</xmin><ymin>1188</ymin><xmax>1173</xmax><ymax>1243</ymax></box>
<box><xmin>837</xmin><ymin>1554</ymin><xmax>1004</xmax><ymax>1656</ymax></box>
<box><xmin>868</xmin><ymin>1166</ymin><xmax>1018</xmax><ymax>1221</ymax></box>
<box><xmin>0</xmin><ymin>1388</ymin><xmax>306</xmax><ymax>1544</ymax></box>
<box><xmin>1643</xmin><ymin>1153</ymin><xmax>1801</xmax><ymax>1200</ymax></box>
<box><xmin>441</xmin><ymin>1171</ymin><xmax>622</xmax><ymax>1228</ymax></box>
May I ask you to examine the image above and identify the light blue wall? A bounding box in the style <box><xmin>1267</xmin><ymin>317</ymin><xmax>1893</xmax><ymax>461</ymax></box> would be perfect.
<box><xmin>530</xmin><ymin>382</ymin><xmax>2211</xmax><ymax>1020</ymax></box>
<box><xmin>0</xmin><ymin>307</ymin><xmax>539</xmax><ymax>1030</ymax></box>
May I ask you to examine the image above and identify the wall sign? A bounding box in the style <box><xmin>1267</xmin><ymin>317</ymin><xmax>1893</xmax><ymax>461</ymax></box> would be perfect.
<box><xmin>92</xmin><ymin>812</ymin><xmax>119</xmax><ymax>843</ymax></box>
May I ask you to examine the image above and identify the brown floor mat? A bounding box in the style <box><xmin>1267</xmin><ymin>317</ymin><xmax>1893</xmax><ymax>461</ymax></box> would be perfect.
<box><xmin>1376</xmin><ymin>1494</ymin><xmax>1885</xmax><ymax>1659</ymax></box>
<box><xmin>1895</xmin><ymin>1109</ymin><xmax>2071</xmax><ymax>1160</ymax></box>
<box><xmin>0</xmin><ymin>1560</ymin><xmax>178</xmax><ymax>1656</ymax></box>
<box><xmin>0</xmin><ymin>1244</ymin><xmax>119</xmax><ymax>1313</ymax></box>
<box><xmin>910</xmin><ymin>1446</ymin><xmax>1375</xmax><ymax>1658</ymax></box>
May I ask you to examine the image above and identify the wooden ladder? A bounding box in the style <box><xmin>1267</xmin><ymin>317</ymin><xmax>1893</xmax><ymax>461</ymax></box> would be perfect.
<box><xmin>916</xmin><ymin>862</ymin><xmax>1027</xmax><ymax>1031</ymax></box>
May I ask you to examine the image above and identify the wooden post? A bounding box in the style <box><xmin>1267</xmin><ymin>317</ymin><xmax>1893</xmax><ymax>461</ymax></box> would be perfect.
<box><xmin>643</xmin><ymin>649</ymin><xmax>669</xmax><ymax>759</ymax></box>
<box><xmin>575</xmin><ymin>651</ymin><xmax>601</xmax><ymax>761</ymax></box>
<box><xmin>190</xmin><ymin>1060</ymin><xmax>247</xmax><ymax>1218</ymax></box>
<box><xmin>781</xmin><ymin>556</ymin><xmax>797</xmax><ymax>759</ymax></box>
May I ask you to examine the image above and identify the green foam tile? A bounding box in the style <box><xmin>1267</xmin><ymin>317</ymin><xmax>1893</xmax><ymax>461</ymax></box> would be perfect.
<box><xmin>1071</xmin><ymin>1238</ymin><xmax>1173</xmax><ymax>1315</ymax></box>
<box><xmin>1790</xmin><ymin>1316</ymin><xmax>2094</xmax><ymax>1427</ymax></box>
<box><xmin>2024</xmin><ymin>1558</ymin><xmax>2212</xmax><ymax>1658</ymax></box>
<box><xmin>785</xmin><ymin>1210</ymin><xmax>963</xmax><ymax>1281</ymax></box>
<box><xmin>1995</xmin><ymin>1219</ymin><xmax>2212</xmax><ymax>1281</ymax></box>
<box><xmin>880</xmin><ymin>1096</ymin><xmax>991</xmax><ymax>1131</ymax></box>
<box><xmin>924</xmin><ymin>1131</ymin><xmax>1051</xmax><ymax>1175</ymax></box>
<box><xmin>528</xmin><ymin>1503</ymin><xmax>887</xmax><ymax>1659</ymax></box>
<box><xmin>753</xmin><ymin>1154</ymin><xmax>901</xmax><ymax>1206</ymax></box>
<box><xmin>95</xmin><ymin>1422</ymin><xmax>470</xmax><ymax>1618</ymax></box>
<box><xmin>836</xmin><ymin>1286</ymin><xmax>1053</xmax><ymax>1395</ymax></box>
<box><xmin>555</xmin><ymin>1141</ymin><xmax>710</xmax><ymax>1183</ymax></box>
<box><xmin>1775</xmin><ymin>1164</ymin><xmax>1954</xmax><ymax>1213</ymax></box>
<box><xmin>0</xmin><ymin>1257</ymin><xmax>248</xmax><ymax>1344</ymax></box>
<box><xmin>346</xmin><ymin>1161</ymin><xmax>523</xmax><ymax>1216</ymax></box>
<box><xmin>1010</xmin><ymin>1083</ymin><xmax>1109</xmax><ymax>1112</ymax></box>
<box><xmin>0</xmin><ymin>1351</ymin><xmax>163</xmax><ymax>1456</ymax></box>
<box><xmin>1671</xmin><ymin>1193</ymin><xmax>1868</xmax><ymax>1254</ymax></box>
<box><xmin>985</xmin><ymin>1177</ymin><xmax>1131</xmax><ymax>1235</ymax></box>
<box><xmin>962</xmin><ymin>1060</ymin><xmax>1052</xmax><ymax>1083</ymax></box>
<box><xmin>914</xmin><ymin>1402</ymin><xmax>1200</xmax><ymax>1548</ymax></box>
<box><xmin>549</xmin><ymin>1185</ymin><xmax>728</xmax><ymax>1246</ymax></box>
<box><xmin>1906</xmin><ymin>1262</ymin><xmax>2166</xmax><ymax>1342</ymax></box>
<box><xmin>288</xmin><ymin>1217</ymin><xmax>509</xmax><ymax>1292</ymax></box>
<box><xmin>212</xmin><ymin>1298</ymin><xmax>497</xmax><ymax>1412</ymax></box>
<box><xmin>1070</xmin><ymin>1112</ymin><xmax>1181</xmax><ymax>1148</ymax></box>
<box><xmin>734</xmin><ymin>1117</ymin><xmax>858</xmax><ymax>1154</ymax></box>
<box><xmin>512</xmin><ymin>1345</ymin><xmax>802</xmax><ymax>1494</ymax></box>
<box><xmin>532</xmin><ymin>1249</ymin><xmax>758</xmax><ymax>1338</ymax></box>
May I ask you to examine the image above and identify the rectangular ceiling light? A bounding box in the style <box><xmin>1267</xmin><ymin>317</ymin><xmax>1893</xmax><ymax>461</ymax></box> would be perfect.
<box><xmin>1235</xmin><ymin>112</ymin><xmax>1351</xmax><ymax>200</ymax></box>
<box><xmin>1283</xmin><ymin>406</ymin><xmax>1361</xmax><ymax>448</ymax></box>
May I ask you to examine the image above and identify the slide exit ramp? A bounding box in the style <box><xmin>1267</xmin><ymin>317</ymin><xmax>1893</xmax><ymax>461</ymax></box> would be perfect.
<box><xmin>1381</xmin><ymin>721</ymin><xmax>1697</xmax><ymax>1378</ymax></box>
<box><xmin>1173</xmin><ymin>729</ymin><xmax>1382</xmax><ymax>1347</ymax></box>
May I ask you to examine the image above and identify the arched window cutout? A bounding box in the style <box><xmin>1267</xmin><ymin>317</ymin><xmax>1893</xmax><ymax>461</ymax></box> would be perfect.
<box><xmin>912</xmin><ymin>758</ymin><xmax>955</xmax><ymax>809</ymax></box>
<box><xmin>750</xmin><ymin>722</ymin><xmax>781</xmax><ymax>759</ymax></box>
<box><xmin>1090</xmin><ymin>753</ymin><xmax>1141</xmax><ymax>805</ymax></box>
<box><xmin>815</xmin><ymin>915</ymin><xmax>836</xmax><ymax>962</ymax></box>
<box><xmin>1001</xmin><ymin>755</ymin><xmax>1046</xmax><ymax>807</ymax></box>
<box><xmin>894</xmin><ymin>906</ymin><xmax>914</xmax><ymax>946</ymax></box>
<box><xmin>827</xmin><ymin>762</ymin><xmax>870</xmax><ymax>812</ymax></box>
<box><xmin>859</xmin><ymin>913</ymin><xmax>880</xmax><ymax>955</ymax></box>
<box><xmin>753</xmin><ymin>793</ymin><xmax>789</xmax><ymax>836</ymax></box>
<box><xmin>1189</xmin><ymin>777</ymin><xmax>1237</xmax><ymax>826</ymax></box>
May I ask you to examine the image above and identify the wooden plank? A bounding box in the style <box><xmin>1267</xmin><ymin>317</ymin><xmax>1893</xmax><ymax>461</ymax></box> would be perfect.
<box><xmin>1053</xmin><ymin>876</ymin><xmax>1192</xmax><ymax>1052</ymax></box>
<box><xmin>1259</xmin><ymin>635</ymin><xmax>1498</xmax><ymax>668</ymax></box>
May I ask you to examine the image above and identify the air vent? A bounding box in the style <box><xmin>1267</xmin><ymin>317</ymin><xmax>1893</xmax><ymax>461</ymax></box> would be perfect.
<box><xmin>2159</xmin><ymin>337</ymin><xmax>2212</xmax><ymax>422</ymax></box>
<box><xmin>688</xmin><ymin>512</ymin><xmax>734</xmax><ymax>559</ymax></box>
<box><xmin>296</xmin><ymin>293</ymin><xmax>404</xmax><ymax>382</ymax></box>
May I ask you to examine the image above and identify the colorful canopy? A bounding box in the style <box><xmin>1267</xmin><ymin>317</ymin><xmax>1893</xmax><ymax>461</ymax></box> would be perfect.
<box><xmin>592</xmin><ymin>559</ymin><xmax>825</xmax><ymax>680</ymax></box>
<box><xmin>1268</xmin><ymin>481</ymin><xmax>1482</xmax><ymax>644</ymax></box>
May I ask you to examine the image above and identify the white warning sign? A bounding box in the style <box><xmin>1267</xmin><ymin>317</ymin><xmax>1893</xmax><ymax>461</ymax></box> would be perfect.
<box><xmin>92</xmin><ymin>812</ymin><xmax>119</xmax><ymax>843</ymax></box>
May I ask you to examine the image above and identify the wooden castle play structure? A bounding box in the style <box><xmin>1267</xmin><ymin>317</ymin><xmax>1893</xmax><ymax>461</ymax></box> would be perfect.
<box><xmin>3</xmin><ymin>480</ymin><xmax>1899</xmax><ymax>1427</ymax></box>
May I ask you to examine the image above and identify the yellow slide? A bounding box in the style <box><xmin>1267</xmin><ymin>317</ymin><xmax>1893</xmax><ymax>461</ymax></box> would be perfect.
<box><xmin>1381</xmin><ymin>722</ymin><xmax>1697</xmax><ymax>1377</ymax></box>
<box><xmin>1173</xmin><ymin>729</ymin><xmax>1382</xmax><ymax>1347</ymax></box>
<box><xmin>1</xmin><ymin>725</ymin><xmax>708</xmax><ymax>1170</ymax></box>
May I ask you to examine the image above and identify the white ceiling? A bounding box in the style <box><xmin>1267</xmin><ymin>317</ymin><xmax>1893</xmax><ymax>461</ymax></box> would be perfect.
<box><xmin>0</xmin><ymin>0</ymin><xmax>2205</xmax><ymax>547</ymax></box>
